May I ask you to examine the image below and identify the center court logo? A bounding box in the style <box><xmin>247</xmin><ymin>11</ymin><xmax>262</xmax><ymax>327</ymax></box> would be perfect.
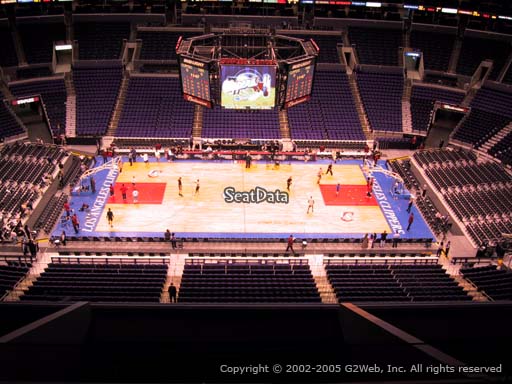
<box><xmin>224</xmin><ymin>186</ymin><xmax>289</xmax><ymax>204</ymax></box>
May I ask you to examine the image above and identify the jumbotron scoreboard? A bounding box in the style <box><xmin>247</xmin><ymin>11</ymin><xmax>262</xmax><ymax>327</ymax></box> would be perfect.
<box><xmin>176</xmin><ymin>30</ymin><xmax>319</xmax><ymax>110</ymax></box>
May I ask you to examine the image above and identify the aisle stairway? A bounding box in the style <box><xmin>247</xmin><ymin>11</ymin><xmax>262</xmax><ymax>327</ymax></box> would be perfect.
<box><xmin>64</xmin><ymin>72</ymin><xmax>76</xmax><ymax>137</ymax></box>
<box><xmin>480</xmin><ymin>121</ymin><xmax>512</xmax><ymax>153</ymax></box>
<box><xmin>161</xmin><ymin>252</ymin><xmax>186</xmax><ymax>303</ymax></box>
<box><xmin>107</xmin><ymin>75</ymin><xmax>129</xmax><ymax>136</ymax></box>
<box><xmin>348</xmin><ymin>73</ymin><xmax>372</xmax><ymax>139</ymax></box>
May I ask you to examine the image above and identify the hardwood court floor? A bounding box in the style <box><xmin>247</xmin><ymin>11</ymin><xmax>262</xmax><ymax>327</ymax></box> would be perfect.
<box><xmin>95</xmin><ymin>161</ymin><xmax>390</xmax><ymax>236</ymax></box>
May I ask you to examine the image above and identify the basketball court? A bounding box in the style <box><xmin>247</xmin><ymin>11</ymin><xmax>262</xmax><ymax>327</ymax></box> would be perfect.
<box><xmin>57</xmin><ymin>158</ymin><xmax>433</xmax><ymax>240</ymax></box>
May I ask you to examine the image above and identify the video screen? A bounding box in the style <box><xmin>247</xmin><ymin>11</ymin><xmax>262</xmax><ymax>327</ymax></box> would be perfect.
<box><xmin>285</xmin><ymin>59</ymin><xmax>315</xmax><ymax>104</ymax></box>
<box><xmin>180</xmin><ymin>58</ymin><xmax>211</xmax><ymax>105</ymax></box>
<box><xmin>221</xmin><ymin>65</ymin><xmax>276</xmax><ymax>109</ymax></box>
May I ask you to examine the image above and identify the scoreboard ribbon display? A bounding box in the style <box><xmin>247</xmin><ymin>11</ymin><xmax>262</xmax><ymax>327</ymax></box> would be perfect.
<box><xmin>180</xmin><ymin>58</ymin><xmax>212</xmax><ymax>108</ymax></box>
<box><xmin>285</xmin><ymin>58</ymin><xmax>315</xmax><ymax>108</ymax></box>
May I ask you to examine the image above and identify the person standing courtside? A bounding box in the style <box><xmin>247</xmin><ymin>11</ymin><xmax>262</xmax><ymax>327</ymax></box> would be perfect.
<box><xmin>195</xmin><ymin>179</ymin><xmax>200</xmax><ymax>196</ymax></box>
<box><xmin>168</xmin><ymin>282</ymin><xmax>177</xmax><ymax>303</ymax></box>
<box><xmin>171</xmin><ymin>233</ymin><xmax>177</xmax><ymax>249</ymax></box>
<box><xmin>407</xmin><ymin>195</ymin><xmax>414</xmax><ymax>213</ymax></box>
<box><xmin>71</xmin><ymin>213</ymin><xmax>79</xmax><ymax>234</ymax></box>
<box><xmin>380</xmin><ymin>230</ymin><xmax>388</xmax><ymax>247</ymax></box>
<box><xmin>286</xmin><ymin>235</ymin><xmax>296</xmax><ymax>255</ymax></box>
<box><xmin>445</xmin><ymin>240</ymin><xmax>451</xmax><ymax>257</ymax></box>
<box><xmin>407</xmin><ymin>212</ymin><xmax>415</xmax><ymax>231</ymax></box>
<box><xmin>392</xmin><ymin>230</ymin><xmax>400</xmax><ymax>248</ymax></box>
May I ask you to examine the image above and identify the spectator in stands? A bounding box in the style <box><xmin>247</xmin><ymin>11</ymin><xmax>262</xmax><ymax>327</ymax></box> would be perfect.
<box><xmin>286</xmin><ymin>235</ymin><xmax>296</xmax><ymax>255</ymax></box>
<box><xmin>407</xmin><ymin>212</ymin><xmax>415</xmax><ymax>231</ymax></box>
<box><xmin>28</xmin><ymin>239</ymin><xmax>38</xmax><ymax>257</ymax></box>
<box><xmin>24</xmin><ymin>224</ymin><xmax>31</xmax><ymax>240</ymax></box>
<box><xmin>380</xmin><ymin>230</ymin><xmax>388</xmax><ymax>247</ymax></box>
<box><xmin>436</xmin><ymin>241</ymin><xmax>444</xmax><ymax>257</ymax></box>
<box><xmin>361</xmin><ymin>233</ymin><xmax>369</xmax><ymax>249</ymax></box>
<box><xmin>392</xmin><ymin>231</ymin><xmax>400</xmax><ymax>248</ymax></box>
<box><xmin>421</xmin><ymin>184</ymin><xmax>427</xmax><ymax>198</ymax></box>
<box><xmin>22</xmin><ymin>235</ymin><xmax>29</xmax><ymax>256</ymax></box>
<box><xmin>168</xmin><ymin>283</ymin><xmax>177</xmax><ymax>303</ymax></box>
<box><xmin>445</xmin><ymin>241</ymin><xmax>451</xmax><ymax>257</ymax></box>
<box><xmin>10</xmin><ymin>230</ymin><xmax>18</xmax><ymax>244</ymax></box>
<box><xmin>439</xmin><ymin>140</ymin><xmax>444</xmax><ymax>149</ymax></box>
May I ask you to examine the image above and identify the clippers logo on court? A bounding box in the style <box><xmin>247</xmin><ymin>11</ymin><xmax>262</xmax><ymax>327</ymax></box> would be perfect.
<box><xmin>340</xmin><ymin>211</ymin><xmax>355</xmax><ymax>222</ymax></box>
<box><xmin>223</xmin><ymin>186</ymin><xmax>289</xmax><ymax>204</ymax></box>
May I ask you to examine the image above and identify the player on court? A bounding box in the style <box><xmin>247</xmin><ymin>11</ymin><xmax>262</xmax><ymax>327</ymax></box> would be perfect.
<box><xmin>106</xmin><ymin>208</ymin><xmax>114</xmax><ymax>228</ymax></box>
<box><xmin>178</xmin><ymin>177</ymin><xmax>183</xmax><ymax>197</ymax></box>
<box><xmin>317</xmin><ymin>168</ymin><xmax>322</xmax><ymax>184</ymax></box>
<box><xmin>326</xmin><ymin>163</ymin><xmax>333</xmax><ymax>176</ymax></box>
<box><xmin>307</xmin><ymin>196</ymin><xmax>315</xmax><ymax>214</ymax></box>
<box><xmin>120</xmin><ymin>184</ymin><xmax>127</xmax><ymax>201</ymax></box>
<box><xmin>287</xmin><ymin>176</ymin><xmax>292</xmax><ymax>191</ymax></box>
<box><xmin>195</xmin><ymin>179</ymin><xmax>200</xmax><ymax>196</ymax></box>
<box><xmin>336</xmin><ymin>183</ymin><xmax>341</xmax><ymax>197</ymax></box>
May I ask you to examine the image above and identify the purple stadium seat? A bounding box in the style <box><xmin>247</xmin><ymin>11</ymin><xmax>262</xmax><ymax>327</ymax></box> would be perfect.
<box><xmin>117</xmin><ymin>76</ymin><xmax>194</xmax><ymax>138</ymax></box>
<box><xmin>288</xmin><ymin>71</ymin><xmax>365</xmax><ymax>141</ymax></box>
<box><xmin>74</xmin><ymin>66</ymin><xmax>122</xmax><ymax>136</ymax></box>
